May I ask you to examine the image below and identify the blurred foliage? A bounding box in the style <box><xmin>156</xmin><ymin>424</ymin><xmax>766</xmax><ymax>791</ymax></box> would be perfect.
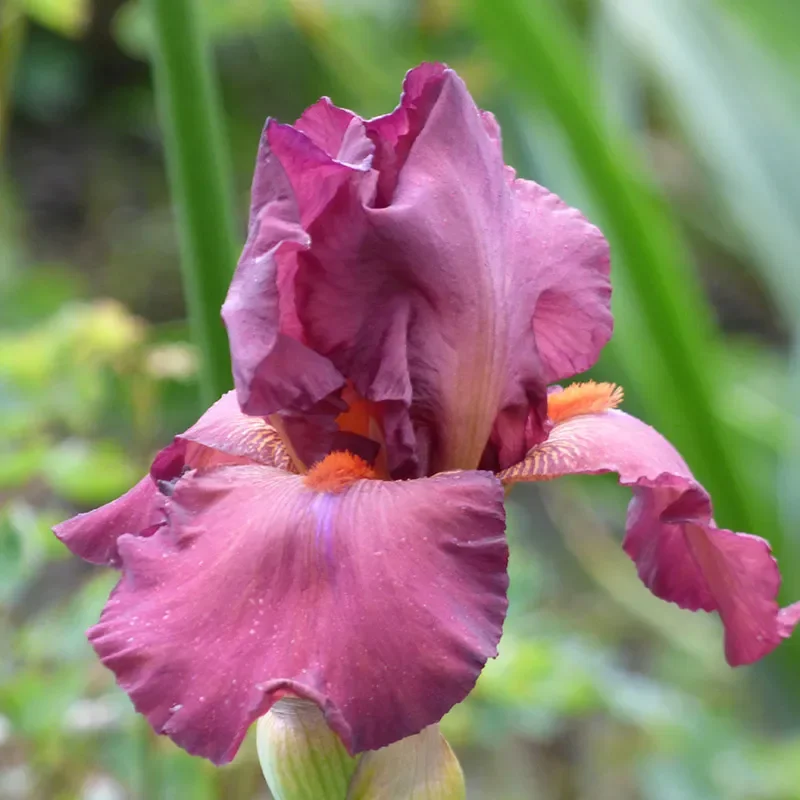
<box><xmin>21</xmin><ymin>0</ymin><xmax>90</xmax><ymax>39</ymax></box>
<box><xmin>113</xmin><ymin>0</ymin><xmax>282</xmax><ymax>58</ymax></box>
<box><xmin>2</xmin><ymin>0</ymin><xmax>800</xmax><ymax>797</ymax></box>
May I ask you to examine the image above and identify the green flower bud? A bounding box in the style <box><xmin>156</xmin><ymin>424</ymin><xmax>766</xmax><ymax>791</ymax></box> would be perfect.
<box><xmin>256</xmin><ymin>697</ymin><xmax>358</xmax><ymax>800</ymax></box>
<box><xmin>346</xmin><ymin>725</ymin><xmax>465</xmax><ymax>800</ymax></box>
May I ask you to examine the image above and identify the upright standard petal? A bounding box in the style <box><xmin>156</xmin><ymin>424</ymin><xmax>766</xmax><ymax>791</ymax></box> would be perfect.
<box><xmin>501</xmin><ymin>409</ymin><xmax>799</xmax><ymax>665</ymax></box>
<box><xmin>362</xmin><ymin>71</ymin><xmax>611</xmax><ymax>473</ymax></box>
<box><xmin>89</xmin><ymin>467</ymin><xmax>508</xmax><ymax>764</ymax></box>
<box><xmin>220</xmin><ymin>133</ymin><xmax>348</xmax><ymax>421</ymax></box>
<box><xmin>223</xmin><ymin>64</ymin><xmax>611</xmax><ymax>477</ymax></box>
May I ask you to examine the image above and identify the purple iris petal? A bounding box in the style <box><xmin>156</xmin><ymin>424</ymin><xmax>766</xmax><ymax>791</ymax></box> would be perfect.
<box><xmin>501</xmin><ymin>408</ymin><xmax>800</xmax><ymax>665</ymax></box>
<box><xmin>53</xmin><ymin>476</ymin><xmax>164</xmax><ymax>567</ymax></box>
<box><xmin>55</xmin><ymin>392</ymin><xmax>291</xmax><ymax>567</ymax></box>
<box><xmin>89</xmin><ymin>466</ymin><xmax>508</xmax><ymax>764</ymax></box>
<box><xmin>223</xmin><ymin>63</ymin><xmax>611</xmax><ymax>477</ymax></box>
<box><xmin>151</xmin><ymin>390</ymin><xmax>293</xmax><ymax>481</ymax></box>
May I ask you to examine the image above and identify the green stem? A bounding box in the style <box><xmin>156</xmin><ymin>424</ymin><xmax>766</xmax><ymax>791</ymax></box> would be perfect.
<box><xmin>145</xmin><ymin>0</ymin><xmax>238</xmax><ymax>407</ymax></box>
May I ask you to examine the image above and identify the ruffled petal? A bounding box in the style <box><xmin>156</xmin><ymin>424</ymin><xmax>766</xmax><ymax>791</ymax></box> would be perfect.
<box><xmin>366</xmin><ymin>61</ymin><xmax>448</xmax><ymax>205</ymax></box>
<box><xmin>514</xmin><ymin>178</ymin><xmax>613</xmax><ymax>384</ymax></box>
<box><xmin>221</xmin><ymin>132</ymin><xmax>348</xmax><ymax>419</ymax></box>
<box><xmin>224</xmin><ymin>63</ymin><xmax>611</xmax><ymax>477</ymax></box>
<box><xmin>500</xmin><ymin>409</ymin><xmax>798</xmax><ymax>665</ymax></box>
<box><xmin>295</xmin><ymin>98</ymin><xmax>373</xmax><ymax>169</ymax></box>
<box><xmin>365</xmin><ymin>70</ymin><xmax>610</xmax><ymax>471</ymax></box>
<box><xmin>151</xmin><ymin>391</ymin><xmax>293</xmax><ymax>481</ymax></box>
<box><xmin>53</xmin><ymin>476</ymin><xmax>164</xmax><ymax>567</ymax></box>
<box><xmin>89</xmin><ymin>467</ymin><xmax>508</xmax><ymax>763</ymax></box>
<box><xmin>55</xmin><ymin>394</ymin><xmax>292</xmax><ymax>567</ymax></box>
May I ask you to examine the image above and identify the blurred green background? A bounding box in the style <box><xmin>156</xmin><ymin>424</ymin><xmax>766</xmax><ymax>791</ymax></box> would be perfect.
<box><xmin>2</xmin><ymin>0</ymin><xmax>800</xmax><ymax>797</ymax></box>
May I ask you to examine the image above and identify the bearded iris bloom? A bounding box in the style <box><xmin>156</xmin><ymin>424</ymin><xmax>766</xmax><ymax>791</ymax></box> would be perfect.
<box><xmin>56</xmin><ymin>63</ymin><xmax>799</xmax><ymax>768</ymax></box>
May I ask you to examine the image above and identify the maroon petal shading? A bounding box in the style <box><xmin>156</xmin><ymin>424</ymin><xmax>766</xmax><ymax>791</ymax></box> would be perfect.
<box><xmin>89</xmin><ymin>467</ymin><xmax>508</xmax><ymax>764</ymax></box>
<box><xmin>223</xmin><ymin>64</ymin><xmax>611</xmax><ymax>477</ymax></box>
<box><xmin>500</xmin><ymin>410</ymin><xmax>799</xmax><ymax>665</ymax></box>
<box><xmin>53</xmin><ymin>476</ymin><xmax>163</xmax><ymax>567</ymax></box>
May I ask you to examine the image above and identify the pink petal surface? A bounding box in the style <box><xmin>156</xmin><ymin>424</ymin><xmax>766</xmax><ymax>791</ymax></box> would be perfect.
<box><xmin>53</xmin><ymin>476</ymin><xmax>163</xmax><ymax>567</ymax></box>
<box><xmin>90</xmin><ymin>467</ymin><xmax>508</xmax><ymax>763</ymax></box>
<box><xmin>295</xmin><ymin>97</ymin><xmax>373</xmax><ymax>169</ymax></box>
<box><xmin>366</xmin><ymin>61</ymin><xmax>448</xmax><ymax>205</ymax></box>
<box><xmin>500</xmin><ymin>410</ymin><xmax>799</xmax><ymax>665</ymax></box>
<box><xmin>55</xmin><ymin>393</ymin><xmax>291</xmax><ymax>567</ymax></box>
<box><xmin>220</xmin><ymin>139</ymin><xmax>346</xmax><ymax>419</ymax></box>
<box><xmin>151</xmin><ymin>391</ymin><xmax>293</xmax><ymax>481</ymax></box>
<box><xmin>223</xmin><ymin>64</ymin><xmax>611</xmax><ymax>477</ymax></box>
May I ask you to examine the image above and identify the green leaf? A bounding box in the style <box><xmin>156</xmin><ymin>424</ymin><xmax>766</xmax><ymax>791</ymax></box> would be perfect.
<box><xmin>603</xmin><ymin>0</ymin><xmax>800</xmax><ymax>317</ymax></box>
<box><xmin>144</xmin><ymin>0</ymin><xmax>238</xmax><ymax>407</ymax></box>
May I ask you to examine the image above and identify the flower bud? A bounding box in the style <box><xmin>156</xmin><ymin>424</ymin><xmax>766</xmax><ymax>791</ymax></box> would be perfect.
<box><xmin>256</xmin><ymin>697</ymin><xmax>358</xmax><ymax>800</ymax></box>
<box><xmin>346</xmin><ymin>725</ymin><xmax>465</xmax><ymax>800</ymax></box>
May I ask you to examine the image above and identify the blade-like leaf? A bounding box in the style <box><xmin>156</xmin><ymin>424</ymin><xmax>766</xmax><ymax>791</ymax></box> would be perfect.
<box><xmin>145</xmin><ymin>0</ymin><xmax>238</xmax><ymax>406</ymax></box>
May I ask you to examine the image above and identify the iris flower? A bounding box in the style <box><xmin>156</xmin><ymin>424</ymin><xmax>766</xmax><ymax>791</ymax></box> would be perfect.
<box><xmin>56</xmin><ymin>63</ymin><xmax>799</xmax><ymax>767</ymax></box>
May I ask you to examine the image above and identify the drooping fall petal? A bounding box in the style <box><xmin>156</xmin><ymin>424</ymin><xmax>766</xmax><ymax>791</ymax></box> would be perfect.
<box><xmin>55</xmin><ymin>393</ymin><xmax>291</xmax><ymax>567</ymax></box>
<box><xmin>53</xmin><ymin>476</ymin><xmax>164</xmax><ymax>567</ymax></box>
<box><xmin>501</xmin><ymin>409</ymin><xmax>799</xmax><ymax>665</ymax></box>
<box><xmin>89</xmin><ymin>466</ymin><xmax>508</xmax><ymax>764</ymax></box>
<box><xmin>223</xmin><ymin>63</ymin><xmax>611</xmax><ymax>477</ymax></box>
